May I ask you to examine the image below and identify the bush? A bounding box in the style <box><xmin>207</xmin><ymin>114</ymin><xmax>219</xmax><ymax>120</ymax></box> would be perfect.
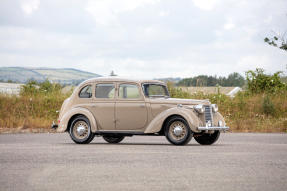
<box><xmin>21</xmin><ymin>79</ymin><xmax>62</xmax><ymax>96</ymax></box>
<box><xmin>246</xmin><ymin>68</ymin><xmax>286</xmax><ymax>94</ymax></box>
<box><xmin>262</xmin><ymin>95</ymin><xmax>276</xmax><ymax>116</ymax></box>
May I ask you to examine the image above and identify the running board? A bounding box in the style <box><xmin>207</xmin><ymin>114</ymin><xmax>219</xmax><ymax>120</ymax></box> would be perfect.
<box><xmin>95</xmin><ymin>131</ymin><xmax>160</xmax><ymax>136</ymax></box>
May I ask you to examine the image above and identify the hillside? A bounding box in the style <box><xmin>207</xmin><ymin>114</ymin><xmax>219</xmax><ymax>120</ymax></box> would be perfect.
<box><xmin>0</xmin><ymin>67</ymin><xmax>101</xmax><ymax>85</ymax></box>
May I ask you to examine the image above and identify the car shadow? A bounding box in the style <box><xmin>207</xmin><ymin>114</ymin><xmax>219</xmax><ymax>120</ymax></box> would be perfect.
<box><xmin>60</xmin><ymin>142</ymin><xmax>228</xmax><ymax>146</ymax></box>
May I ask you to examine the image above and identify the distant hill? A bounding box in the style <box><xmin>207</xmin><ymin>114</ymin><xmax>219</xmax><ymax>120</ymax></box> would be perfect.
<box><xmin>0</xmin><ymin>67</ymin><xmax>101</xmax><ymax>85</ymax></box>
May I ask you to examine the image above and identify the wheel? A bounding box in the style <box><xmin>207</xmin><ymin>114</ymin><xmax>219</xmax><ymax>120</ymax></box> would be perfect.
<box><xmin>194</xmin><ymin>131</ymin><xmax>220</xmax><ymax>145</ymax></box>
<box><xmin>103</xmin><ymin>135</ymin><xmax>125</xmax><ymax>144</ymax></box>
<box><xmin>69</xmin><ymin>116</ymin><xmax>95</xmax><ymax>144</ymax></box>
<box><xmin>164</xmin><ymin>116</ymin><xmax>192</xmax><ymax>145</ymax></box>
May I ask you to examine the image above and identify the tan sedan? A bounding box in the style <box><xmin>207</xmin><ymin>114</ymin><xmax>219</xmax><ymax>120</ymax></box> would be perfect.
<box><xmin>52</xmin><ymin>77</ymin><xmax>229</xmax><ymax>145</ymax></box>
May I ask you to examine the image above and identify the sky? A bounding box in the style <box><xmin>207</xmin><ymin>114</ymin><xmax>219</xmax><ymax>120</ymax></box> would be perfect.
<box><xmin>0</xmin><ymin>0</ymin><xmax>286</xmax><ymax>79</ymax></box>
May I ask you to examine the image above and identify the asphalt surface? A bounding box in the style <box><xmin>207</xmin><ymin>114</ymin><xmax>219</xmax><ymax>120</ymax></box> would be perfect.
<box><xmin>0</xmin><ymin>133</ymin><xmax>287</xmax><ymax>191</ymax></box>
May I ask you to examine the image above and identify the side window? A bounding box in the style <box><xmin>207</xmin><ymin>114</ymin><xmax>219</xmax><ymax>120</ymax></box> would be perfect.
<box><xmin>95</xmin><ymin>84</ymin><xmax>115</xmax><ymax>99</ymax></box>
<box><xmin>119</xmin><ymin>84</ymin><xmax>140</xmax><ymax>99</ymax></box>
<box><xmin>79</xmin><ymin>85</ymin><xmax>92</xmax><ymax>98</ymax></box>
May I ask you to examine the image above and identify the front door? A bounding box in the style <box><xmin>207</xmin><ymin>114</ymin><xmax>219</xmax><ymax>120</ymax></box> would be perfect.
<box><xmin>115</xmin><ymin>83</ymin><xmax>148</xmax><ymax>131</ymax></box>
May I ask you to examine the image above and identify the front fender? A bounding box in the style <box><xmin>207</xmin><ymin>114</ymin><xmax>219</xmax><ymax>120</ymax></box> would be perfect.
<box><xmin>57</xmin><ymin>107</ymin><xmax>98</xmax><ymax>133</ymax></box>
<box><xmin>213</xmin><ymin>112</ymin><xmax>226</xmax><ymax>126</ymax></box>
<box><xmin>144</xmin><ymin>107</ymin><xmax>202</xmax><ymax>134</ymax></box>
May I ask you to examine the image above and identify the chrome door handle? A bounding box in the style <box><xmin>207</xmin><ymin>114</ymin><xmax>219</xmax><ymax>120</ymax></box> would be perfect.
<box><xmin>139</xmin><ymin>104</ymin><xmax>145</xmax><ymax>108</ymax></box>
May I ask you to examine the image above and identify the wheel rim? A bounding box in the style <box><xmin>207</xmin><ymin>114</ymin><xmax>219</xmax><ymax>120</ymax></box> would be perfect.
<box><xmin>73</xmin><ymin>120</ymin><xmax>89</xmax><ymax>140</ymax></box>
<box><xmin>169</xmin><ymin>121</ymin><xmax>187</xmax><ymax>141</ymax></box>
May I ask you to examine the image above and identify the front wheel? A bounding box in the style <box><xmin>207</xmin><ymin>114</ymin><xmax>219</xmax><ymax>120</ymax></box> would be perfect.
<box><xmin>194</xmin><ymin>131</ymin><xmax>220</xmax><ymax>145</ymax></box>
<box><xmin>164</xmin><ymin>116</ymin><xmax>192</xmax><ymax>145</ymax></box>
<box><xmin>103</xmin><ymin>135</ymin><xmax>125</xmax><ymax>144</ymax></box>
<box><xmin>69</xmin><ymin>116</ymin><xmax>95</xmax><ymax>144</ymax></box>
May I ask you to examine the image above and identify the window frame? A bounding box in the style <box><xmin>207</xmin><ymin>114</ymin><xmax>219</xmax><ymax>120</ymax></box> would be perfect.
<box><xmin>117</xmin><ymin>83</ymin><xmax>142</xmax><ymax>100</ymax></box>
<box><xmin>141</xmin><ymin>83</ymin><xmax>170</xmax><ymax>98</ymax></box>
<box><xmin>94</xmin><ymin>82</ymin><xmax>116</xmax><ymax>100</ymax></box>
<box><xmin>78</xmin><ymin>84</ymin><xmax>93</xmax><ymax>99</ymax></box>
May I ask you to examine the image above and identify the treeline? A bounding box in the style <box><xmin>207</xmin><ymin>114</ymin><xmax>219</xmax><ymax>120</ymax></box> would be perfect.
<box><xmin>177</xmin><ymin>72</ymin><xmax>245</xmax><ymax>87</ymax></box>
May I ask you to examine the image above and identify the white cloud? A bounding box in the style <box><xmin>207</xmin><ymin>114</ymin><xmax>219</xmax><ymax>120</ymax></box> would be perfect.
<box><xmin>85</xmin><ymin>0</ymin><xmax>160</xmax><ymax>25</ymax></box>
<box><xmin>159</xmin><ymin>10</ymin><xmax>169</xmax><ymax>17</ymax></box>
<box><xmin>223</xmin><ymin>19</ymin><xmax>235</xmax><ymax>30</ymax></box>
<box><xmin>20</xmin><ymin>0</ymin><xmax>40</xmax><ymax>15</ymax></box>
<box><xmin>0</xmin><ymin>0</ymin><xmax>287</xmax><ymax>79</ymax></box>
<box><xmin>192</xmin><ymin>0</ymin><xmax>220</xmax><ymax>11</ymax></box>
<box><xmin>236</xmin><ymin>55</ymin><xmax>270</xmax><ymax>72</ymax></box>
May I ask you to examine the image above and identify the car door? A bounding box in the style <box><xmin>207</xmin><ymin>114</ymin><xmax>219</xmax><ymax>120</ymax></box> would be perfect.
<box><xmin>115</xmin><ymin>83</ymin><xmax>148</xmax><ymax>131</ymax></box>
<box><xmin>90</xmin><ymin>83</ymin><xmax>116</xmax><ymax>130</ymax></box>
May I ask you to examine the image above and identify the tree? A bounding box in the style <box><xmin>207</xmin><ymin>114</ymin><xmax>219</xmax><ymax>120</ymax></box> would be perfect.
<box><xmin>176</xmin><ymin>73</ymin><xmax>245</xmax><ymax>87</ymax></box>
<box><xmin>264</xmin><ymin>32</ymin><xmax>287</xmax><ymax>52</ymax></box>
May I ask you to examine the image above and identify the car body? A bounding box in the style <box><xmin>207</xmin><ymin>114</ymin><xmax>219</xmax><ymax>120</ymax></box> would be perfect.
<box><xmin>52</xmin><ymin>77</ymin><xmax>229</xmax><ymax>145</ymax></box>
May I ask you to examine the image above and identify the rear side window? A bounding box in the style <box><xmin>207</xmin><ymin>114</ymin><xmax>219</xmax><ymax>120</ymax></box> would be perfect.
<box><xmin>79</xmin><ymin>85</ymin><xmax>92</xmax><ymax>98</ymax></box>
<box><xmin>95</xmin><ymin>84</ymin><xmax>115</xmax><ymax>99</ymax></box>
<box><xmin>119</xmin><ymin>84</ymin><xmax>140</xmax><ymax>99</ymax></box>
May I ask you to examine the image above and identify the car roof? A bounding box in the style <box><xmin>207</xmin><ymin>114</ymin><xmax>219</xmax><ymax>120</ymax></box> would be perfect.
<box><xmin>81</xmin><ymin>77</ymin><xmax>165</xmax><ymax>85</ymax></box>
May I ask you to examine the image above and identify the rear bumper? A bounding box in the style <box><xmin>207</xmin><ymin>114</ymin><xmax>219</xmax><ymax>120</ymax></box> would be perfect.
<box><xmin>198</xmin><ymin>126</ymin><xmax>229</xmax><ymax>131</ymax></box>
<box><xmin>51</xmin><ymin>121</ymin><xmax>58</xmax><ymax>129</ymax></box>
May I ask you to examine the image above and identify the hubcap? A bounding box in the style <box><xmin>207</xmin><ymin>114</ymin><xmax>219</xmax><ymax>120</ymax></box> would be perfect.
<box><xmin>173</xmin><ymin>126</ymin><xmax>183</xmax><ymax>136</ymax></box>
<box><xmin>76</xmin><ymin>126</ymin><xmax>86</xmax><ymax>136</ymax></box>
<box><xmin>169</xmin><ymin>121</ymin><xmax>187</xmax><ymax>141</ymax></box>
<box><xmin>73</xmin><ymin>121</ymin><xmax>89</xmax><ymax>139</ymax></box>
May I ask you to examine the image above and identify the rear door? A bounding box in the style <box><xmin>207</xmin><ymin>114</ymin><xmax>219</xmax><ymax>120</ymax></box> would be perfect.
<box><xmin>115</xmin><ymin>83</ymin><xmax>148</xmax><ymax>131</ymax></box>
<box><xmin>90</xmin><ymin>83</ymin><xmax>116</xmax><ymax>130</ymax></box>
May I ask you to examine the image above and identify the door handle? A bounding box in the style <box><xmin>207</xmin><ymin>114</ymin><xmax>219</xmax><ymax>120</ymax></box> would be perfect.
<box><xmin>139</xmin><ymin>104</ymin><xmax>145</xmax><ymax>108</ymax></box>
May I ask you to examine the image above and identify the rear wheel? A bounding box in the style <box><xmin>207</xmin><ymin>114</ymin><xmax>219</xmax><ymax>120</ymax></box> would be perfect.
<box><xmin>194</xmin><ymin>131</ymin><xmax>220</xmax><ymax>145</ymax></box>
<box><xmin>69</xmin><ymin>116</ymin><xmax>95</xmax><ymax>144</ymax></box>
<box><xmin>103</xmin><ymin>135</ymin><xmax>125</xmax><ymax>144</ymax></box>
<box><xmin>164</xmin><ymin>116</ymin><xmax>192</xmax><ymax>145</ymax></box>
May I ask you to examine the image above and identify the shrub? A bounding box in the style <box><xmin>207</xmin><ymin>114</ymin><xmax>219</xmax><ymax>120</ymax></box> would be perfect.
<box><xmin>262</xmin><ymin>95</ymin><xmax>276</xmax><ymax>116</ymax></box>
<box><xmin>246</xmin><ymin>68</ymin><xmax>286</xmax><ymax>94</ymax></box>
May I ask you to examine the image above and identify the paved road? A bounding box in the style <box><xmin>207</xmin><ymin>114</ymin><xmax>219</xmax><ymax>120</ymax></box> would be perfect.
<box><xmin>0</xmin><ymin>133</ymin><xmax>287</xmax><ymax>191</ymax></box>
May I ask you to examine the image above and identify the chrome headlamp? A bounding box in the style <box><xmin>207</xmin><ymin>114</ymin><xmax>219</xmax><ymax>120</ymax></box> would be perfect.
<box><xmin>194</xmin><ymin>104</ymin><xmax>205</xmax><ymax>113</ymax></box>
<box><xmin>211</xmin><ymin>104</ymin><xmax>218</xmax><ymax>112</ymax></box>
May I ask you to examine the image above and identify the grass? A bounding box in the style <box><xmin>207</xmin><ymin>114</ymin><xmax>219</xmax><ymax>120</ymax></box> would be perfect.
<box><xmin>168</xmin><ymin>84</ymin><xmax>287</xmax><ymax>133</ymax></box>
<box><xmin>0</xmin><ymin>90</ymin><xmax>68</xmax><ymax>132</ymax></box>
<box><xmin>0</xmin><ymin>83</ymin><xmax>286</xmax><ymax>133</ymax></box>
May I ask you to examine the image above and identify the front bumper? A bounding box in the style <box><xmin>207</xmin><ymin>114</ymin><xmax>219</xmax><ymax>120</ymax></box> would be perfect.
<box><xmin>51</xmin><ymin>121</ymin><xmax>58</xmax><ymax>129</ymax></box>
<box><xmin>198</xmin><ymin>126</ymin><xmax>229</xmax><ymax>131</ymax></box>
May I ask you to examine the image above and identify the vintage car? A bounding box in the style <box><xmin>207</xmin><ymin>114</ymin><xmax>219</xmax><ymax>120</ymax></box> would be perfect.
<box><xmin>52</xmin><ymin>77</ymin><xmax>229</xmax><ymax>145</ymax></box>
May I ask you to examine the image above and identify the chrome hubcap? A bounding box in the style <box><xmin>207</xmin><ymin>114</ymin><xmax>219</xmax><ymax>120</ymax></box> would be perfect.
<box><xmin>73</xmin><ymin>121</ymin><xmax>89</xmax><ymax>139</ymax></box>
<box><xmin>169</xmin><ymin>121</ymin><xmax>187</xmax><ymax>141</ymax></box>
<box><xmin>173</xmin><ymin>126</ymin><xmax>183</xmax><ymax>136</ymax></box>
<box><xmin>76</xmin><ymin>126</ymin><xmax>86</xmax><ymax>136</ymax></box>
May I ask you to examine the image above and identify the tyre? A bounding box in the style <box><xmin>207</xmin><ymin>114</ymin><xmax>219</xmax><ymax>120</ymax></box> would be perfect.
<box><xmin>69</xmin><ymin>116</ymin><xmax>95</xmax><ymax>144</ymax></box>
<box><xmin>194</xmin><ymin>131</ymin><xmax>220</xmax><ymax>145</ymax></box>
<box><xmin>164</xmin><ymin>116</ymin><xmax>192</xmax><ymax>145</ymax></box>
<box><xmin>103</xmin><ymin>135</ymin><xmax>125</xmax><ymax>144</ymax></box>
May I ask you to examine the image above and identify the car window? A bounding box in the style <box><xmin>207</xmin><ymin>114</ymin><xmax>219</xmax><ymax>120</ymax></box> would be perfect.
<box><xmin>95</xmin><ymin>84</ymin><xmax>115</xmax><ymax>99</ymax></box>
<box><xmin>79</xmin><ymin>85</ymin><xmax>92</xmax><ymax>98</ymax></box>
<box><xmin>119</xmin><ymin>84</ymin><xmax>140</xmax><ymax>99</ymax></box>
<box><xmin>143</xmin><ymin>84</ymin><xmax>169</xmax><ymax>97</ymax></box>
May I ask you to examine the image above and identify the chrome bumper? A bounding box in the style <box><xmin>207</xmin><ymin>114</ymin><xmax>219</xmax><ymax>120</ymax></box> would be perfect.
<box><xmin>198</xmin><ymin>126</ymin><xmax>229</xmax><ymax>131</ymax></box>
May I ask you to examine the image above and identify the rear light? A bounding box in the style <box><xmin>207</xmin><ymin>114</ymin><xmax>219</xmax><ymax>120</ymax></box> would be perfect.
<box><xmin>58</xmin><ymin>120</ymin><xmax>60</xmax><ymax>124</ymax></box>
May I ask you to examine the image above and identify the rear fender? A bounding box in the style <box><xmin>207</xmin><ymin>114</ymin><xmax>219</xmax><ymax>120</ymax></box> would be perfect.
<box><xmin>57</xmin><ymin>107</ymin><xmax>97</xmax><ymax>133</ymax></box>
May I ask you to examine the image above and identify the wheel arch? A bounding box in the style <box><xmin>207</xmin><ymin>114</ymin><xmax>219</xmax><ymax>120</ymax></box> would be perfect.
<box><xmin>67</xmin><ymin>114</ymin><xmax>86</xmax><ymax>132</ymax></box>
<box><xmin>158</xmin><ymin>114</ymin><xmax>186</xmax><ymax>135</ymax></box>
<box><xmin>144</xmin><ymin>107</ymin><xmax>201</xmax><ymax>134</ymax></box>
<box><xmin>57</xmin><ymin>107</ymin><xmax>98</xmax><ymax>133</ymax></box>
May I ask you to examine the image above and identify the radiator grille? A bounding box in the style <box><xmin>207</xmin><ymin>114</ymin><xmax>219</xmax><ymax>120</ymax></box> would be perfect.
<box><xmin>204</xmin><ymin>105</ymin><xmax>213</xmax><ymax>125</ymax></box>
